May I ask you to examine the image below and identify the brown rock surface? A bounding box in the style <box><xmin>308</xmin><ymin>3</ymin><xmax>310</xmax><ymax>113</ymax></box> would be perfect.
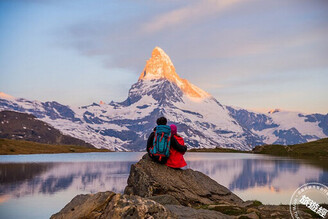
<box><xmin>51</xmin><ymin>192</ymin><xmax>172</xmax><ymax>219</ymax></box>
<box><xmin>124</xmin><ymin>154</ymin><xmax>243</xmax><ymax>206</ymax></box>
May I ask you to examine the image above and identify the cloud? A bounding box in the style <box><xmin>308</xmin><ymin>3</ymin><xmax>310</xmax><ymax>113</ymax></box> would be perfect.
<box><xmin>139</xmin><ymin>0</ymin><xmax>243</xmax><ymax>35</ymax></box>
<box><xmin>61</xmin><ymin>0</ymin><xmax>328</xmax><ymax>72</ymax></box>
<box><xmin>57</xmin><ymin>0</ymin><xmax>328</xmax><ymax>112</ymax></box>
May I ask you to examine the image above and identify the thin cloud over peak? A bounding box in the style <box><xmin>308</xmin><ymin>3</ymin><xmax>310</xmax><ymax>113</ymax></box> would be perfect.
<box><xmin>139</xmin><ymin>0</ymin><xmax>244</xmax><ymax>35</ymax></box>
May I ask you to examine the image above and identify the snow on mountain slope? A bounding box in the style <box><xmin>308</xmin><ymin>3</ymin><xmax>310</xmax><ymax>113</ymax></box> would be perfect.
<box><xmin>227</xmin><ymin>107</ymin><xmax>328</xmax><ymax>145</ymax></box>
<box><xmin>1</xmin><ymin>47</ymin><xmax>327</xmax><ymax>151</ymax></box>
<box><xmin>0</xmin><ymin>96</ymin><xmax>128</xmax><ymax>151</ymax></box>
<box><xmin>269</xmin><ymin>110</ymin><xmax>326</xmax><ymax>138</ymax></box>
<box><xmin>73</xmin><ymin>79</ymin><xmax>251</xmax><ymax>150</ymax></box>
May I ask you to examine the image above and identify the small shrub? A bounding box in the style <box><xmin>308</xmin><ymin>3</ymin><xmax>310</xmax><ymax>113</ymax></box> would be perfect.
<box><xmin>250</xmin><ymin>200</ymin><xmax>262</xmax><ymax>207</ymax></box>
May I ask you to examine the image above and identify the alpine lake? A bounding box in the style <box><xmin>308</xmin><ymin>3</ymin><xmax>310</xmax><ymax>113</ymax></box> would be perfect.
<box><xmin>0</xmin><ymin>152</ymin><xmax>327</xmax><ymax>219</ymax></box>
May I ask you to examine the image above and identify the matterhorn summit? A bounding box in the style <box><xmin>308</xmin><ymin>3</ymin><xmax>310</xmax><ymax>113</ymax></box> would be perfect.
<box><xmin>1</xmin><ymin>47</ymin><xmax>327</xmax><ymax>151</ymax></box>
<box><xmin>139</xmin><ymin>47</ymin><xmax>175</xmax><ymax>81</ymax></box>
<box><xmin>139</xmin><ymin>47</ymin><xmax>209</xmax><ymax>99</ymax></box>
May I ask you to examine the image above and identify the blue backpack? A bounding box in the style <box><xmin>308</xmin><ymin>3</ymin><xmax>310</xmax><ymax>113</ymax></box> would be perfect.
<box><xmin>149</xmin><ymin>125</ymin><xmax>171</xmax><ymax>163</ymax></box>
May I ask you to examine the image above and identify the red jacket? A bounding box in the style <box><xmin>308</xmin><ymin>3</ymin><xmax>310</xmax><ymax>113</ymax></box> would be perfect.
<box><xmin>166</xmin><ymin>135</ymin><xmax>187</xmax><ymax>168</ymax></box>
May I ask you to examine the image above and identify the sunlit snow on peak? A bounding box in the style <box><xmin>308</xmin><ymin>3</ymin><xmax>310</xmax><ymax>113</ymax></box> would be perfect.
<box><xmin>139</xmin><ymin>47</ymin><xmax>210</xmax><ymax>99</ymax></box>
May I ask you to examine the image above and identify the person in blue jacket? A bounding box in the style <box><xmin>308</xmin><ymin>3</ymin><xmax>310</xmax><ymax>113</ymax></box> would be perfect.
<box><xmin>146</xmin><ymin>117</ymin><xmax>187</xmax><ymax>162</ymax></box>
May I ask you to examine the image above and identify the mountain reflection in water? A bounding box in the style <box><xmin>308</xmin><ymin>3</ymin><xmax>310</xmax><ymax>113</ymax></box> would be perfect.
<box><xmin>0</xmin><ymin>153</ymin><xmax>327</xmax><ymax>206</ymax></box>
<box><xmin>189</xmin><ymin>158</ymin><xmax>327</xmax><ymax>190</ymax></box>
<box><xmin>0</xmin><ymin>162</ymin><xmax>132</xmax><ymax>198</ymax></box>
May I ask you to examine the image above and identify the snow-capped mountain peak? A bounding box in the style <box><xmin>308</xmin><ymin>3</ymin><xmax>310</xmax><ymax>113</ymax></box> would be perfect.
<box><xmin>0</xmin><ymin>92</ymin><xmax>15</xmax><ymax>100</ymax></box>
<box><xmin>139</xmin><ymin>47</ymin><xmax>209</xmax><ymax>99</ymax></box>
<box><xmin>1</xmin><ymin>47</ymin><xmax>327</xmax><ymax>151</ymax></box>
<box><xmin>138</xmin><ymin>47</ymin><xmax>175</xmax><ymax>81</ymax></box>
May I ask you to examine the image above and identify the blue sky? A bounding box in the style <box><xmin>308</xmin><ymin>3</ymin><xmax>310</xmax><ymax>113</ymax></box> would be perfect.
<box><xmin>0</xmin><ymin>0</ymin><xmax>327</xmax><ymax>113</ymax></box>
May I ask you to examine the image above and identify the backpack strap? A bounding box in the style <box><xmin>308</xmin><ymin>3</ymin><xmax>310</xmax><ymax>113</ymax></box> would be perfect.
<box><xmin>152</xmin><ymin>130</ymin><xmax>156</xmax><ymax>148</ymax></box>
<box><xmin>160</xmin><ymin>132</ymin><xmax>164</xmax><ymax>142</ymax></box>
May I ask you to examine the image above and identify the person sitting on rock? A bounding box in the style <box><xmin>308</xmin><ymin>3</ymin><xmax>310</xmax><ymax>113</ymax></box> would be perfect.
<box><xmin>165</xmin><ymin>124</ymin><xmax>187</xmax><ymax>169</ymax></box>
<box><xmin>147</xmin><ymin>117</ymin><xmax>187</xmax><ymax>164</ymax></box>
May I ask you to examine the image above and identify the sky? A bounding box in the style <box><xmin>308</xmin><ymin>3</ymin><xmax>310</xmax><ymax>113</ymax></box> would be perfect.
<box><xmin>0</xmin><ymin>0</ymin><xmax>327</xmax><ymax>114</ymax></box>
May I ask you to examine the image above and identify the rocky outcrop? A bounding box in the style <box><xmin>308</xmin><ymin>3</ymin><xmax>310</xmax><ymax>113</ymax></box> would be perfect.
<box><xmin>52</xmin><ymin>154</ymin><xmax>315</xmax><ymax>219</ymax></box>
<box><xmin>51</xmin><ymin>191</ymin><xmax>173</xmax><ymax>219</ymax></box>
<box><xmin>51</xmin><ymin>191</ymin><xmax>115</xmax><ymax>219</ymax></box>
<box><xmin>124</xmin><ymin>154</ymin><xmax>242</xmax><ymax>207</ymax></box>
<box><xmin>165</xmin><ymin>205</ymin><xmax>233</xmax><ymax>219</ymax></box>
<box><xmin>50</xmin><ymin>191</ymin><xmax>234</xmax><ymax>219</ymax></box>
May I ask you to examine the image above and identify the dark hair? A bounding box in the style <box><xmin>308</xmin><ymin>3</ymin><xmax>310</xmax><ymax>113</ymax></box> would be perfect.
<box><xmin>156</xmin><ymin>117</ymin><xmax>167</xmax><ymax>125</ymax></box>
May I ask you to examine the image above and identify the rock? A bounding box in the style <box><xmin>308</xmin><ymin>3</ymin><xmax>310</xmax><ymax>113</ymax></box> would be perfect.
<box><xmin>240</xmin><ymin>200</ymin><xmax>259</xmax><ymax>208</ymax></box>
<box><xmin>236</xmin><ymin>212</ymin><xmax>259</xmax><ymax>219</ymax></box>
<box><xmin>124</xmin><ymin>154</ymin><xmax>243</xmax><ymax>206</ymax></box>
<box><xmin>51</xmin><ymin>191</ymin><xmax>234</xmax><ymax>219</ymax></box>
<box><xmin>51</xmin><ymin>191</ymin><xmax>115</xmax><ymax>219</ymax></box>
<box><xmin>51</xmin><ymin>191</ymin><xmax>172</xmax><ymax>219</ymax></box>
<box><xmin>257</xmin><ymin>205</ymin><xmax>299</xmax><ymax>219</ymax></box>
<box><xmin>165</xmin><ymin>205</ymin><xmax>233</xmax><ymax>219</ymax></box>
<box><xmin>246</xmin><ymin>208</ymin><xmax>260</xmax><ymax>215</ymax></box>
<box><xmin>100</xmin><ymin>194</ymin><xmax>172</xmax><ymax>219</ymax></box>
<box><xmin>205</xmin><ymin>204</ymin><xmax>245</xmax><ymax>216</ymax></box>
<box><xmin>148</xmin><ymin>194</ymin><xmax>181</xmax><ymax>205</ymax></box>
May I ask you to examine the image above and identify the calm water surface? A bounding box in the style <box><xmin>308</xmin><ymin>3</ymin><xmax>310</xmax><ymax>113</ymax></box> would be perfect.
<box><xmin>0</xmin><ymin>152</ymin><xmax>327</xmax><ymax>219</ymax></box>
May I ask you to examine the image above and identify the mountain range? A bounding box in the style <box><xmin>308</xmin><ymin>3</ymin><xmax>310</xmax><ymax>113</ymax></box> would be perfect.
<box><xmin>0</xmin><ymin>110</ymin><xmax>94</xmax><ymax>148</ymax></box>
<box><xmin>1</xmin><ymin>47</ymin><xmax>327</xmax><ymax>151</ymax></box>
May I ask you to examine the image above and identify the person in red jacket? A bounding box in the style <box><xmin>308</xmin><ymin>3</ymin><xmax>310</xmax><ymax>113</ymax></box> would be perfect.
<box><xmin>166</xmin><ymin>124</ymin><xmax>187</xmax><ymax>169</ymax></box>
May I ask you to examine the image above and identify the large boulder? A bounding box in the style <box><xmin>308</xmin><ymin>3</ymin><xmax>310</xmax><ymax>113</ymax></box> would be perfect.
<box><xmin>51</xmin><ymin>191</ymin><xmax>172</xmax><ymax>219</ymax></box>
<box><xmin>124</xmin><ymin>154</ymin><xmax>243</xmax><ymax>207</ymax></box>
<box><xmin>51</xmin><ymin>191</ymin><xmax>234</xmax><ymax>219</ymax></box>
<box><xmin>51</xmin><ymin>191</ymin><xmax>115</xmax><ymax>219</ymax></box>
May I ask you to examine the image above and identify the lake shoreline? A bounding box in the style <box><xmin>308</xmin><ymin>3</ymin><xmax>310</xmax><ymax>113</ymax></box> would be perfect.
<box><xmin>0</xmin><ymin>138</ymin><xmax>111</xmax><ymax>155</ymax></box>
<box><xmin>2</xmin><ymin>137</ymin><xmax>327</xmax><ymax>160</ymax></box>
<box><xmin>189</xmin><ymin>138</ymin><xmax>328</xmax><ymax>160</ymax></box>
